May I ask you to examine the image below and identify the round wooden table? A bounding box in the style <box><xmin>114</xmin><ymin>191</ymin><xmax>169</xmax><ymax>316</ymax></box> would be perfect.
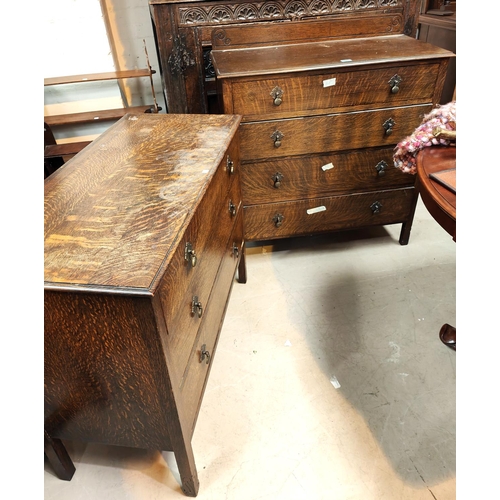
<box><xmin>416</xmin><ymin>146</ymin><xmax>456</xmax><ymax>241</ymax></box>
<box><xmin>416</xmin><ymin>146</ymin><xmax>456</xmax><ymax>350</ymax></box>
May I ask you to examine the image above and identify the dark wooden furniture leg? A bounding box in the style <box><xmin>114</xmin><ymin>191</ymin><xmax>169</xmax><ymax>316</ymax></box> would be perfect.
<box><xmin>237</xmin><ymin>244</ymin><xmax>247</xmax><ymax>284</ymax></box>
<box><xmin>399</xmin><ymin>189</ymin><xmax>419</xmax><ymax>245</ymax></box>
<box><xmin>439</xmin><ymin>323</ymin><xmax>456</xmax><ymax>351</ymax></box>
<box><xmin>44</xmin><ymin>430</ymin><xmax>75</xmax><ymax>481</ymax></box>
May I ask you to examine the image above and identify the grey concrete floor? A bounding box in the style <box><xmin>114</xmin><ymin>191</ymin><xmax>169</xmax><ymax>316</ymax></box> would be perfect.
<box><xmin>44</xmin><ymin>198</ymin><xmax>456</xmax><ymax>499</ymax></box>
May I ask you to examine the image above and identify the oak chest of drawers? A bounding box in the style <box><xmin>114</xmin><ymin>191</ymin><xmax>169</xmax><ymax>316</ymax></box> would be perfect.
<box><xmin>211</xmin><ymin>26</ymin><xmax>454</xmax><ymax>244</ymax></box>
<box><xmin>44</xmin><ymin>113</ymin><xmax>244</xmax><ymax>497</ymax></box>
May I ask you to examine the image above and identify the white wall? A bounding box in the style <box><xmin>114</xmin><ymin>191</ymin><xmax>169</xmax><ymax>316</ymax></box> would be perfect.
<box><xmin>44</xmin><ymin>0</ymin><xmax>165</xmax><ymax>143</ymax></box>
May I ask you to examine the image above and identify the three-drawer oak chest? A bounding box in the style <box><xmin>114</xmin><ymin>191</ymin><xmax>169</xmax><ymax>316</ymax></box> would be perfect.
<box><xmin>210</xmin><ymin>22</ymin><xmax>454</xmax><ymax>244</ymax></box>
<box><xmin>44</xmin><ymin>113</ymin><xmax>244</xmax><ymax>497</ymax></box>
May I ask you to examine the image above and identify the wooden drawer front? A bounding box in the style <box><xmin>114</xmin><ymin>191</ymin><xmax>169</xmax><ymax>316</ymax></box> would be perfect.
<box><xmin>239</xmin><ymin>104</ymin><xmax>431</xmax><ymax>161</ymax></box>
<box><xmin>244</xmin><ymin>187</ymin><xmax>415</xmax><ymax>241</ymax></box>
<box><xmin>242</xmin><ymin>147</ymin><xmax>414</xmax><ymax>205</ymax></box>
<box><xmin>228</xmin><ymin>63</ymin><xmax>440</xmax><ymax>121</ymax></box>
<box><xmin>159</xmin><ymin>149</ymin><xmax>242</xmax><ymax>379</ymax></box>
<box><xmin>180</xmin><ymin>207</ymin><xmax>244</xmax><ymax>434</ymax></box>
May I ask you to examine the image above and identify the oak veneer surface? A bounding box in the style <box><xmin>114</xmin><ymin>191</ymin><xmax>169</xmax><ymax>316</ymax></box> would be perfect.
<box><xmin>44</xmin><ymin>113</ymin><xmax>241</xmax><ymax>291</ymax></box>
<box><xmin>148</xmin><ymin>0</ymin><xmax>422</xmax><ymax>114</ymax></box>
<box><xmin>211</xmin><ymin>35</ymin><xmax>453</xmax><ymax>78</ymax></box>
<box><xmin>211</xmin><ymin>26</ymin><xmax>453</xmax><ymax>244</ymax></box>
<box><xmin>45</xmin><ymin>113</ymin><xmax>243</xmax><ymax>497</ymax></box>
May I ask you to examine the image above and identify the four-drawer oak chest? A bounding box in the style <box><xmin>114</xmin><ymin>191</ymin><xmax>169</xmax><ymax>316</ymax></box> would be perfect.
<box><xmin>44</xmin><ymin>113</ymin><xmax>244</xmax><ymax>497</ymax></box>
<box><xmin>210</xmin><ymin>22</ymin><xmax>454</xmax><ymax>244</ymax></box>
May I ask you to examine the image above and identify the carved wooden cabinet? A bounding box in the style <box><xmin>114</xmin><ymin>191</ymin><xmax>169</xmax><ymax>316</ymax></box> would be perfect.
<box><xmin>210</xmin><ymin>23</ymin><xmax>454</xmax><ymax>243</ymax></box>
<box><xmin>44</xmin><ymin>113</ymin><xmax>244</xmax><ymax>497</ymax></box>
<box><xmin>149</xmin><ymin>0</ymin><xmax>423</xmax><ymax>114</ymax></box>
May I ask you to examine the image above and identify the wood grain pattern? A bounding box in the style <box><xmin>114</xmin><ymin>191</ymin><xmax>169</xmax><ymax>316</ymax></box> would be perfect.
<box><xmin>159</xmin><ymin>163</ymin><xmax>242</xmax><ymax>382</ymax></box>
<box><xmin>243</xmin><ymin>187</ymin><xmax>415</xmax><ymax>241</ymax></box>
<box><xmin>223</xmin><ymin>62</ymin><xmax>441</xmax><ymax>121</ymax></box>
<box><xmin>239</xmin><ymin>104</ymin><xmax>432</xmax><ymax>161</ymax></box>
<box><xmin>211</xmin><ymin>26</ymin><xmax>453</xmax><ymax>244</ymax></box>
<box><xmin>210</xmin><ymin>14</ymin><xmax>406</xmax><ymax>48</ymax></box>
<box><xmin>45</xmin><ymin>292</ymin><xmax>176</xmax><ymax>449</ymax></box>
<box><xmin>45</xmin><ymin>113</ymin><xmax>245</xmax><ymax>496</ymax></box>
<box><xmin>241</xmin><ymin>147</ymin><xmax>414</xmax><ymax>205</ymax></box>
<box><xmin>211</xmin><ymin>35</ymin><xmax>452</xmax><ymax>79</ymax></box>
<box><xmin>44</xmin><ymin>113</ymin><xmax>241</xmax><ymax>291</ymax></box>
<box><xmin>149</xmin><ymin>0</ymin><xmax>423</xmax><ymax>114</ymax></box>
<box><xmin>180</xmin><ymin>207</ymin><xmax>244</xmax><ymax>434</ymax></box>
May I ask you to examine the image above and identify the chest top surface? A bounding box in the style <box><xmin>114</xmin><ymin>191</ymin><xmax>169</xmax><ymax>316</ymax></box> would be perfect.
<box><xmin>211</xmin><ymin>35</ymin><xmax>454</xmax><ymax>79</ymax></box>
<box><xmin>44</xmin><ymin>113</ymin><xmax>241</xmax><ymax>292</ymax></box>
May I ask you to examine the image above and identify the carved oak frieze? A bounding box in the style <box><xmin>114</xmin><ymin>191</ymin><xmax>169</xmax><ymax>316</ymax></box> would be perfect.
<box><xmin>178</xmin><ymin>0</ymin><xmax>403</xmax><ymax>26</ymax></box>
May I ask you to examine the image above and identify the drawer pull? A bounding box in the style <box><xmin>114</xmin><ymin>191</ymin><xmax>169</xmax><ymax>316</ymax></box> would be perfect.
<box><xmin>270</xmin><ymin>86</ymin><xmax>284</xmax><ymax>106</ymax></box>
<box><xmin>271</xmin><ymin>130</ymin><xmax>284</xmax><ymax>148</ymax></box>
<box><xmin>273</xmin><ymin>213</ymin><xmax>285</xmax><ymax>227</ymax></box>
<box><xmin>184</xmin><ymin>242</ymin><xmax>197</xmax><ymax>267</ymax></box>
<box><xmin>272</xmin><ymin>172</ymin><xmax>284</xmax><ymax>188</ymax></box>
<box><xmin>375</xmin><ymin>161</ymin><xmax>387</xmax><ymax>177</ymax></box>
<box><xmin>229</xmin><ymin>200</ymin><xmax>237</xmax><ymax>216</ymax></box>
<box><xmin>388</xmin><ymin>74</ymin><xmax>402</xmax><ymax>94</ymax></box>
<box><xmin>227</xmin><ymin>155</ymin><xmax>234</xmax><ymax>174</ymax></box>
<box><xmin>232</xmin><ymin>242</ymin><xmax>239</xmax><ymax>258</ymax></box>
<box><xmin>191</xmin><ymin>296</ymin><xmax>203</xmax><ymax>318</ymax></box>
<box><xmin>370</xmin><ymin>201</ymin><xmax>383</xmax><ymax>214</ymax></box>
<box><xmin>383</xmin><ymin>118</ymin><xmax>395</xmax><ymax>136</ymax></box>
<box><xmin>200</xmin><ymin>344</ymin><xmax>211</xmax><ymax>364</ymax></box>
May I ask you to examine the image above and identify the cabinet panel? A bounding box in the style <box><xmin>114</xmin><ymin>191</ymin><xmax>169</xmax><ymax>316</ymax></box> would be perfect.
<box><xmin>44</xmin><ymin>291</ymin><xmax>174</xmax><ymax>451</ymax></box>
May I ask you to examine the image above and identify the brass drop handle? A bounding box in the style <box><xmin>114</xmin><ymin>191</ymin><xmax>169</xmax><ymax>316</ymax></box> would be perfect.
<box><xmin>272</xmin><ymin>172</ymin><xmax>284</xmax><ymax>188</ymax></box>
<box><xmin>383</xmin><ymin>118</ymin><xmax>395</xmax><ymax>136</ymax></box>
<box><xmin>271</xmin><ymin>130</ymin><xmax>284</xmax><ymax>148</ymax></box>
<box><xmin>232</xmin><ymin>242</ymin><xmax>239</xmax><ymax>258</ymax></box>
<box><xmin>227</xmin><ymin>155</ymin><xmax>234</xmax><ymax>174</ymax></box>
<box><xmin>191</xmin><ymin>296</ymin><xmax>203</xmax><ymax>318</ymax></box>
<box><xmin>273</xmin><ymin>213</ymin><xmax>284</xmax><ymax>227</ymax></box>
<box><xmin>388</xmin><ymin>74</ymin><xmax>402</xmax><ymax>94</ymax></box>
<box><xmin>375</xmin><ymin>161</ymin><xmax>387</xmax><ymax>177</ymax></box>
<box><xmin>370</xmin><ymin>201</ymin><xmax>382</xmax><ymax>214</ymax></box>
<box><xmin>229</xmin><ymin>200</ymin><xmax>237</xmax><ymax>216</ymax></box>
<box><xmin>270</xmin><ymin>86</ymin><xmax>284</xmax><ymax>106</ymax></box>
<box><xmin>184</xmin><ymin>242</ymin><xmax>197</xmax><ymax>267</ymax></box>
<box><xmin>200</xmin><ymin>344</ymin><xmax>210</xmax><ymax>364</ymax></box>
